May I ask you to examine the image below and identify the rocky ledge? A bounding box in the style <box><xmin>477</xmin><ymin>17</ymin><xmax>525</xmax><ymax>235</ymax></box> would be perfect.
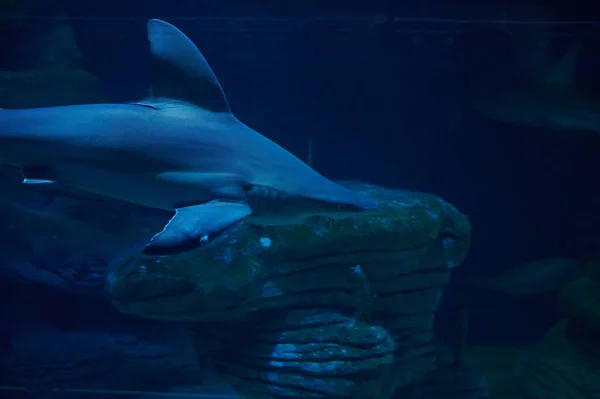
<box><xmin>108</xmin><ymin>182</ymin><xmax>471</xmax><ymax>399</ymax></box>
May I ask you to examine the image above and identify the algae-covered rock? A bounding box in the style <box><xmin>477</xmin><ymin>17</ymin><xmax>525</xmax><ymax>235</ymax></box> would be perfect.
<box><xmin>517</xmin><ymin>261</ymin><xmax>600</xmax><ymax>399</ymax></box>
<box><xmin>402</xmin><ymin>365</ymin><xmax>490</xmax><ymax>399</ymax></box>
<box><xmin>190</xmin><ymin>310</ymin><xmax>397</xmax><ymax>399</ymax></box>
<box><xmin>558</xmin><ymin>260</ymin><xmax>600</xmax><ymax>335</ymax></box>
<box><xmin>558</xmin><ymin>275</ymin><xmax>600</xmax><ymax>333</ymax></box>
<box><xmin>107</xmin><ymin>182</ymin><xmax>471</xmax><ymax>322</ymax></box>
<box><xmin>107</xmin><ymin>182</ymin><xmax>470</xmax><ymax>399</ymax></box>
<box><xmin>515</xmin><ymin>321</ymin><xmax>600</xmax><ymax>399</ymax></box>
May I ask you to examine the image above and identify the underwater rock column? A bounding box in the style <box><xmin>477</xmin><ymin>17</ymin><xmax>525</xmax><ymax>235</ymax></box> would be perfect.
<box><xmin>107</xmin><ymin>182</ymin><xmax>471</xmax><ymax>399</ymax></box>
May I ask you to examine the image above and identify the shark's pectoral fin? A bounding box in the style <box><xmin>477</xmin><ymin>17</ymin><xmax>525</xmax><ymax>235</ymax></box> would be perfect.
<box><xmin>21</xmin><ymin>166</ymin><xmax>56</xmax><ymax>184</ymax></box>
<box><xmin>143</xmin><ymin>19</ymin><xmax>231</xmax><ymax>113</ymax></box>
<box><xmin>142</xmin><ymin>200</ymin><xmax>252</xmax><ymax>256</ymax></box>
<box><xmin>22</xmin><ymin>179</ymin><xmax>55</xmax><ymax>184</ymax></box>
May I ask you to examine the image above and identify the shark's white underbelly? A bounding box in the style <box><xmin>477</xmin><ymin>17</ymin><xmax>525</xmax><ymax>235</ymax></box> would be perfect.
<box><xmin>56</xmin><ymin>167</ymin><xmax>216</xmax><ymax>211</ymax></box>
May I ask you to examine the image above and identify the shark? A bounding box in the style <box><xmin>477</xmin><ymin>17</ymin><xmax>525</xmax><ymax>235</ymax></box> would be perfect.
<box><xmin>471</xmin><ymin>41</ymin><xmax>600</xmax><ymax>134</ymax></box>
<box><xmin>0</xmin><ymin>19</ymin><xmax>378</xmax><ymax>256</ymax></box>
<box><xmin>464</xmin><ymin>257</ymin><xmax>581</xmax><ymax>296</ymax></box>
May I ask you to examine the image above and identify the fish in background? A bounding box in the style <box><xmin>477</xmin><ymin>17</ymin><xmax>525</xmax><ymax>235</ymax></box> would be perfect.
<box><xmin>471</xmin><ymin>43</ymin><xmax>600</xmax><ymax>134</ymax></box>
<box><xmin>464</xmin><ymin>257</ymin><xmax>581</xmax><ymax>295</ymax></box>
<box><xmin>471</xmin><ymin>5</ymin><xmax>600</xmax><ymax>134</ymax></box>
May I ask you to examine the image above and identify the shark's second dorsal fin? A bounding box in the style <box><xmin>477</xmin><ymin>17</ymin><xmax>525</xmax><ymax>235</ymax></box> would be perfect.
<box><xmin>541</xmin><ymin>42</ymin><xmax>582</xmax><ymax>90</ymax></box>
<box><xmin>145</xmin><ymin>19</ymin><xmax>231</xmax><ymax>113</ymax></box>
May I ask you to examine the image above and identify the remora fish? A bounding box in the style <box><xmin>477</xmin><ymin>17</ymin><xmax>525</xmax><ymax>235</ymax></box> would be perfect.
<box><xmin>472</xmin><ymin>41</ymin><xmax>600</xmax><ymax>134</ymax></box>
<box><xmin>0</xmin><ymin>19</ymin><xmax>378</xmax><ymax>256</ymax></box>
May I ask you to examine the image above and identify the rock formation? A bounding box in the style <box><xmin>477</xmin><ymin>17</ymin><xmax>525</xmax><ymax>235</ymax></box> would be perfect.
<box><xmin>514</xmin><ymin>260</ymin><xmax>600</xmax><ymax>399</ymax></box>
<box><xmin>108</xmin><ymin>182</ymin><xmax>471</xmax><ymax>398</ymax></box>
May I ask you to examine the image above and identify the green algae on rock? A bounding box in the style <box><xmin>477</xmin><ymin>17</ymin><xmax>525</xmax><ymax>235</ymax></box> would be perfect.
<box><xmin>516</xmin><ymin>321</ymin><xmax>600</xmax><ymax>399</ymax></box>
<box><xmin>105</xmin><ymin>182</ymin><xmax>470</xmax><ymax>399</ymax></box>
<box><xmin>189</xmin><ymin>309</ymin><xmax>398</xmax><ymax>399</ymax></box>
<box><xmin>107</xmin><ymin>182</ymin><xmax>471</xmax><ymax>323</ymax></box>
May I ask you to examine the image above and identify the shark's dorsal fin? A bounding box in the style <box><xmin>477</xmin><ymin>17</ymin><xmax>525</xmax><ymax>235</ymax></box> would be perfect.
<box><xmin>145</xmin><ymin>19</ymin><xmax>231</xmax><ymax>113</ymax></box>
<box><xmin>541</xmin><ymin>42</ymin><xmax>582</xmax><ymax>90</ymax></box>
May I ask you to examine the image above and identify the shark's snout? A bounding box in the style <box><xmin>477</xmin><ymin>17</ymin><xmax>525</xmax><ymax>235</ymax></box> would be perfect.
<box><xmin>346</xmin><ymin>191</ymin><xmax>378</xmax><ymax>211</ymax></box>
<box><xmin>358</xmin><ymin>195</ymin><xmax>379</xmax><ymax>211</ymax></box>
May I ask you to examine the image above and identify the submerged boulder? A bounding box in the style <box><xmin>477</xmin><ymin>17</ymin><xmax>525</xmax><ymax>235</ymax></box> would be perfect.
<box><xmin>107</xmin><ymin>182</ymin><xmax>470</xmax><ymax>321</ymax></box>
<box><xmin>516</xmin><ymin>260</ymin><xmax>600</xmax><ymax>399</ymax></box>
<box><xmin>108</xmin><ymin>182</ymin><xmax>471</xmax><ymax>399</ymax></box>
<box><xmin>515</xmin><ymin>321</ymin><xmax>600</xmax><ymax>399</ymax></box>
<box><xmin>558</xmin><ymin>263</ymin><xmax>600</xmax><ymax>334</ymax></box>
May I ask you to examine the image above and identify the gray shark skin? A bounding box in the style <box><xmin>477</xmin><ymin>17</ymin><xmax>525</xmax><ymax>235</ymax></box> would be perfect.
<box><xmin>472</xmin><ymin>42</ymin><xmax>600</xmax><ymax>134</ymax></box>
<box><xmin>0</xmin><ymin>19</ymin><xmax>378</xmax><ymax>256</ymax></box>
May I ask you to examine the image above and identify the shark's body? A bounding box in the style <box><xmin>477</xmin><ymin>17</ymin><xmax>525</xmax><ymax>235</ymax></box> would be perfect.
<box><xmin>473</xmin><ymin>41</ymin><xmax>600</xmax><ymax>134</ymax></box>
<box><xmin>0</xmin><ymin>19</ymin><xmax>378</xmax><ymax>255</ymax></box>
<box><xmin>473</xmin><ymin>85</ymin><xmax>600</xmax><ymax>133</ymax></box>
<box><xmin>466</xmin><ymin>257</ymin><xmax>580</xmax><ymax>295</ymax></box>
